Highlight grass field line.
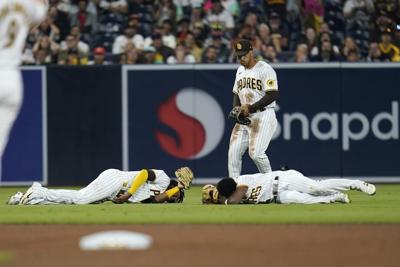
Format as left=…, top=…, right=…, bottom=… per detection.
left=1, top=185, right=399, bottom=224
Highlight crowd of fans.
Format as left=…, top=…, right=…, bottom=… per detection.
left=22, top=0, right=400, bottom=65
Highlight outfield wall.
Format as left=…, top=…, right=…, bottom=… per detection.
left=1, top=63, right=399, bottom=186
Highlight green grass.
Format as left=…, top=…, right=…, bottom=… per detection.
left=1, top=185, right=400, bottom=224
left=0, top=251, right=14, bottom=263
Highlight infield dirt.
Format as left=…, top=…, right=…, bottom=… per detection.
left=0, top=225, right=399, bottom=267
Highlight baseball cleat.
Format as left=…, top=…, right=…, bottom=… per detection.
left=334, top=192, right=351, bottom=204
left=359, top=182, right=376, bottom=195
left=6, top=192, right=24, bottom=205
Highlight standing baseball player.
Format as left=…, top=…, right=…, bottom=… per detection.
left=9, top=167, right=193, bottom=205
left=0, top=0, right=48, bottom=177
left=228, top=39, right=278, bottom=178
left=202, top=169, right=377, bottom=204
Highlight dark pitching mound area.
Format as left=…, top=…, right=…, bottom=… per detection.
left=0, top=225, right=399, bottom=267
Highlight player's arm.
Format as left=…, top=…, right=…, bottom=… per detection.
left=248, top=90, right=278, bottom=113
left=113, top=169, right=156, bottom=203
left=151, top=182, right=184, bottom=203
left=233, top=93, right=241, bottom=108
left=218, top=185, right=248, bottom=204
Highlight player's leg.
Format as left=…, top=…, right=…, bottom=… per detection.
left=228, top=124, right=249, bottom=177
left=279, top=170, right=376, bottom=195
left=278, top=190, right=350, bottom=204
left=20, top=182, right=80, bottom=204
left=75, top=169, right=124, bottom=204
left=0, top=70, right=23, bottom=177
left=23, top=169, right=125, bottom=204
left=248, top=109, right=277, bottom=173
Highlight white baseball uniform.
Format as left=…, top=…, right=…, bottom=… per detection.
left=228, top=60, right=278, bottom=177
left=23, top=169, right=171, bottom=205
left=0, top=0, right=48, bottom=175
left=236, top=170, right=367, bottom=204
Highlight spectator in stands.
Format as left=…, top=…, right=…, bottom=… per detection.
left=371, top=12, right=395, bottom=42
left=343, top=0, right=374, bottom=56
left=378, top=28, right=400, bottom=61
left=70, top=0, right=98, bottom=42
left=286, top=0, right=303, bottom=50
left=34, top=49, right=52, bottom=65
left=32, top=17, right=61, bottom=43
left=154, top=0, right=176, bottom=25
left=58, top=34, right=89, bottom=64
left=151, top=33, right=174, bottom=63
left=139, top=46, right=158, bottom=64
left=346, top=49, right=361, bottom=61
left=100, top=0, right=128, bottom=14
left=161, top=19, right=177, bottom=49
left=206, top=0, right=235, bottom=35
left=202, top=45, right=218, bottom=63
left=341, top=36, right=360, bottom=59
left=257, top=23, right=272, bottom=47
left=63, top=47, right=89, bottom=65
left=48, top=3, right=71, bottom=41
left=262, top=44, right=279, bottom=63
left=303, top=27, right=318, bottom=51
left=374, top=0, right=398, bottom=21
left=221, top=0, right=240, bottom=18
left=263, top=0, right=287, bottom=20
left=293, top=43, right=310, bottom=62
left=176, top=17, right=191, bottom=44
left=301, top=0, right=324, bottom=31
left=32, top=35, right=60, bottom=64
left=324, top=0, right=345, bottom=45
left=69, top=25, right=90, bottom=53
left=88, top=46, right=111, bottom=65
left=311, top=32, right=340, bottom=58
left=366, top=42, right=384, bottom=62
left=119, top=44, right=140, bottom=64
left=166, top=44, right=196, bottom=64
left=184, top=32, right=203, bottom=63
left=127, top=0, right=155, bottom=37
left=190, top=2, right=209, bottom=40
left=205, top=30, right=230, bottom=62
left=112, top=25, right=144, bottom=54
left=311, top=40, right=341, bottom=61
left=268, top=12, right=289, bottom=52
left=394, top=25, right=400, bottom=48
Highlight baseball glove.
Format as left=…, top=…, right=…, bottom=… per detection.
left=175, top=167, right=194, bottom=189
left=202, top=184, right=219, bottom=204
left=229, top=106, right=251, bottom=125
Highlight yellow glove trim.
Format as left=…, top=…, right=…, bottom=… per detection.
left=165, top=186, right=179, bottom=198
left=127, top=169, right=149, bottom=195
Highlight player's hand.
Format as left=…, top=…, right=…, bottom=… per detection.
left=112, top=193, right=132, bottom=204
left=240, top=104, right=251, bottom=117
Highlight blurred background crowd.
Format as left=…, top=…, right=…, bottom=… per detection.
left=23, top=0, right=400, bottom=65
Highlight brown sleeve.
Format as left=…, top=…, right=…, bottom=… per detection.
left=249, top=90, right=278, bottom=113
left=233, top=93, right=241, bottom=108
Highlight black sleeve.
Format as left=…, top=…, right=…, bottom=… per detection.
left=233, top=93, right=241, bottom=108
left=249, top=90, right=278, bottom=113
left=145, top=169, right=156, bottom=181
left=141, top=196, right=157, bottom=203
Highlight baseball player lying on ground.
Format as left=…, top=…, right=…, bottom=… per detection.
left=7, top=167, right=193, bottom=205
left=202, top=169, right=376, bottom=204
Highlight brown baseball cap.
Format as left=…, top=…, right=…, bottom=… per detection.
left=234, top=39, right=252, bottom=56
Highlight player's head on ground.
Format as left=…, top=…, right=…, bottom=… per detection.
left=234, top=39, right=254, bottom=67
left=217, top=177, right=237, bottom=198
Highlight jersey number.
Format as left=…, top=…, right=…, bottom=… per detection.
left=248, top=186, right=262, bottom=203
left=2, top=19, right=19, bottom=48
